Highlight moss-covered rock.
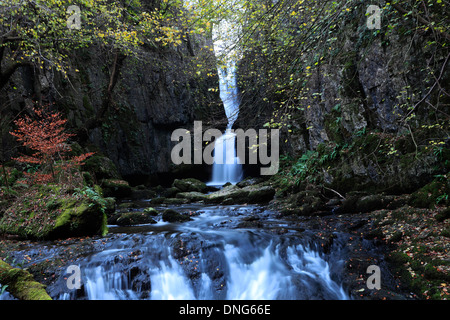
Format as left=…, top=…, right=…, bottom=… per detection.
left=205, top=185, right=249, bottom=204
left=245, top=185, right=276, bottom=203
left=162, top=209, right=192, bottom=222
left=0, top=260, right=52, bottom=300
left=50, top=197, right=108, bottom=239
left=172, top=178, right=207, bottom=193
left=116, top=211, right=157, bottom=226
left=163, top=198, right=189, bottom=205
left=83, top=154, right=121, bottom=180
left=205, top=184, right=275, bottom=204
left=101, top=179, right=132, bottom=198
left=143, top=207, right=159, bottom=216
left=409, top=178, right=450, bottom=209
left=0, top=185, right=108, bottom=240
left=435, top=207, right=450, bottom=222
left=176, top=191, right=207, bottom=202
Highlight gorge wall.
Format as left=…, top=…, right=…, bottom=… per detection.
left=0, top=31, right=226, bottom=186
left=235, top=2, right=450, bottom=195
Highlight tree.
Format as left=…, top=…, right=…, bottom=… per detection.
left=10, top=105, right=94, bottom=184
left=0, top=0, right=185, bottom=102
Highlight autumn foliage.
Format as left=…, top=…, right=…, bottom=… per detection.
left=10, top=105, right=94, bottom=184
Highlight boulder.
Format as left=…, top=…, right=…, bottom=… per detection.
left=83, top=154, right=121, bottom=180
left=236, top=177, right=265, bottom=188
left=205, top=185, right=249, bottom=204
left=205, top=184, right=275, bottom=204
left=129, top=188, right=157, bottom=200
left=0, top=260, right=52, bottom=300
left=162, top=209, right=192, bottom=223
left=163, top=198, right=189, bottom=205
left=104, top=197, right=116, bottom=214
left=101, top=179, right=132, bottom=198
left=0, top=185, right=108, bottom=240
left=116, top=211, right=157, bottom=226
left=50, top=198, right=108, bottom=239
left=176, top=192, right=207, bottom=202
left=172, top=178, right=207, bottom=193
left=143, top=207, right=159, bottom=216
left=341, top=193, right=395, bottom=213
left=245, top=185, right=276, bottom=203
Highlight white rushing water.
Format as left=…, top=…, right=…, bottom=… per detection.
left=58, top=207, right=349, bottom=300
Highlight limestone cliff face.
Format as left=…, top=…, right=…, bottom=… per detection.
left=236, top=5, right=450, bottom=193
left=1, top=35, right=226, bottom=185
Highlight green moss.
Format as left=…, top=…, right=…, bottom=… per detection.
left=0, top=260, right=51, bottom=300
left=409, top=178, right=450, bottom=208
left=0, top=185, right=108, bottom=240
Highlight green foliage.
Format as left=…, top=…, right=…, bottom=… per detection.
left=73, top=185, right=107, bottom=214
left=0, top=0, right=186, bottom=87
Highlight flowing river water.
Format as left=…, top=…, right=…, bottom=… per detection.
left=1, top=202, right=410, bottom=301
left=48, top=204, right=354, bottom=300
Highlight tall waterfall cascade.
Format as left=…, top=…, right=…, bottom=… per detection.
left=208, top=19, right=243, bottom=187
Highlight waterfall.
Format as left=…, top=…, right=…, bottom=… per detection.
left=208, top=20, right=243, bottom=187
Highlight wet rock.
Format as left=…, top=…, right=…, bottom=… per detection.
left=340, top=192, right=395, bottom=214
left=162, top=187, right=180, bottom=198
left=245, top=185, right=276, bottom=203
left=163, top=198, right=189, bottom=205
left=205, top=185, right=248, bottom=204
left=172, top=178, right=208, bottom=193
left=143, top=207, right=159, bottom=216
left=176, top=192, right=207, bottom=202
left=129, top=188, right=157, bottom=200
left=104, top=197, right=116, bottom=214
left=149, top=197, right=166, bottom=205
left=0, top=260, right=52, bottom=300
left=116, top=211, right=157, bottom=226
left=101, top=179, right=132, bottom=198
left=236, top=177, right=265, bottom=188
left=162, top=209, right=192, bottom=223
left=205, top=184, right=275, bottom=204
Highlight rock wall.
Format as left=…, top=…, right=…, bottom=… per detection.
left=235, top=4, right=450, bottom=193
left=1, top=35, right=226, bottom=186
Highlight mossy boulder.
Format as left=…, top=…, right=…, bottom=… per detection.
left=172, top=178, right=207, bottom=193
left=282, top=190, right=325, bottom=216
left=116, top=211, right=157, bottom=226
left=409, top=178, right=450, bottom=209
left=236, top=177, right=265, bottom=188
left=176, top=192, right=207, bottom=202
left=101, top=179, right=132, bottom=198
left=143, top=207, right=159, bottom=216
left=0, top=185, right=108, bottom=240
left=163, top=198, right=189, bottom=205
left=50, top=198, right=108, bottom=239
left=162, top=187, right=181, bottom=198
left=162, top=209, right=192, bottom=223
left=245, top=185, right=276, bottom=203
left=205, top=184, right=275, bottom=204
left=104, top=197, right=116, bottom=214
left=205, top=185, right=249, bottom=204
left=0, top=260, right=51, bottom=300
left=83, top=154, right=121, bottom=180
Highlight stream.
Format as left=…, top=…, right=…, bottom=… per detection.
left=59, top=205, right=349, bottom=300
left=1, top=204, right=360, bottom=300
left=0, top=201, right=411, bottom=301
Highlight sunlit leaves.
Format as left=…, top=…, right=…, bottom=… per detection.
left=0, top=0, right=185, bottom=80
